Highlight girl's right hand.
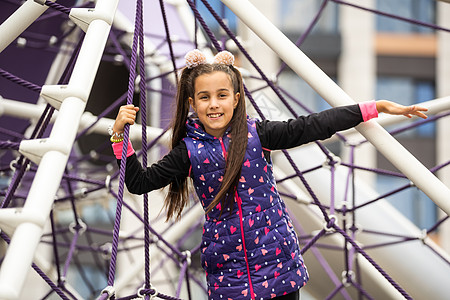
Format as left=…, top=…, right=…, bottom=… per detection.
left=113, top=104, right=140, bottom=133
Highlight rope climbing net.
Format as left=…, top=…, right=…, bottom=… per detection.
left=0, top=0, right=449, bottom=299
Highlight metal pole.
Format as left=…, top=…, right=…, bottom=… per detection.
left=0, top=0, right=53, bottom=53
left=0, top=97, right=170, bottom=145
left=0, top=0, right=120, bottom=298
left=221, top=0, right=450, bottom=217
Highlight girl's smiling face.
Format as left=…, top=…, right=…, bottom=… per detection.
left=189, top=71, right=240, bottom=137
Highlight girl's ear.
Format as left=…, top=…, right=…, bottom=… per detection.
left=234, top=92, right=240, bottom=109
left=188, top=97, right=195, bottom=111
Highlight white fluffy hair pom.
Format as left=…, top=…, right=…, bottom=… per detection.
left=185, top=49, right=207, bottom=69
left=213, top=50, right=235, bottom=66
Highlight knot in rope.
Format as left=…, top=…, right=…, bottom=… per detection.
left=100, top=242, right=113, bottom=260
left=323, top=214, right=337, bottom=233
left=341, top=270, right=355, bottom=287
left=137, top=284, right=158, bottom=299
left=182, top=250, right=192, bottom=266
left=69, top=218, right=87, bottom=235
left=323, top=154, right=341, bottom=169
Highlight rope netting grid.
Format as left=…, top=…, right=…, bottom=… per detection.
left=0, top=0, right=449, bottom=299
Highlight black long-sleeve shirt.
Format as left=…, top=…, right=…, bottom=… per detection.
left=121, top=104, right=363, bottom=194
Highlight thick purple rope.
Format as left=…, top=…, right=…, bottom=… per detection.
left=0, top=141, right=20, bottom=150
left=115, top=191, right=185, bottom=258
left=325, top=283, right=347, bottom=300
left=135, top=0, right=152, bottom=290
left=351, top=184, right=412, bottom=211
left=43, top=0, right=71, bottom=15
left=0, top=127, right=25, bottom=139
left=62, top=230, right=80, bottom=279
left=0, top=67, right=42, bottom=93
left=107, top=0, right=142, bottom=285
left=331, top=223, right=412, bottom=299
left=75, top=91, right=127, bottom=140
left=288, top=206, right=352, bottom=297
left=109, top=28, right=132, bottom=69
left=158, top=0, right=179, bottom=84
left=340, top=162, right=406, bottom=178
left=176, top=261, right=189, bottom=298
left=300, top=228, right=327, bottom=255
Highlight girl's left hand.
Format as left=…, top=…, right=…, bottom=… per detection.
left=376, top=100, right=428, bottom=119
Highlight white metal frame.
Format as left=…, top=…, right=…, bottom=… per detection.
left=0, top=0, right=120, bottom=298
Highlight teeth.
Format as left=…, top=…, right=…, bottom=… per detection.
left=208, top=113, right=222, bottom=118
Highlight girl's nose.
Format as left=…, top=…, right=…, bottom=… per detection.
left=209, top=97, right=219, bottom=108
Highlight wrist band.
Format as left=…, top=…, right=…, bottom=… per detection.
left=359, top=100, right=378, bottom=122
left=112, top=140, right=135, bottom=158
left=108, top=124, right=124, bottom=143
left=110, top=136, right=124, bottom=143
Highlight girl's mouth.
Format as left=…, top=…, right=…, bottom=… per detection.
left=207, top=113, right=223, bottom=119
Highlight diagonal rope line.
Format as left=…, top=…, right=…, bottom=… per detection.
left=135, top=0, right=152, bottom=290
left=106, top=0, right=142, bottom=285
left=159, top=0, right=179, bottom=84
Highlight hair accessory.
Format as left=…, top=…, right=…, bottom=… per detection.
left=185, top=49, right=207, bottom=69
left=213, top=50, right=235, bottom=66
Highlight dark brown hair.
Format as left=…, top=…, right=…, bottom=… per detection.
left=163, top=63, right=248, bottom=220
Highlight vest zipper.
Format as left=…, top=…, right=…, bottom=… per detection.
left=218, top=137, right=227, bottom=160
left=219, top=137, right=255, bottom=299
left=235, top=191, right=255, bottom=299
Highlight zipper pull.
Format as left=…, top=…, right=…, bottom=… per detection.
left=235, top=192, right=242, bottom=206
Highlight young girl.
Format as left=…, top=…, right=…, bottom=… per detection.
left=110, top=49, right=427, bottom=300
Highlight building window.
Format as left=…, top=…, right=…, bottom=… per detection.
left=196, top=0, right=237, bottom=32
left=280, top=0, right=338, bottom=34
left=376, top=76, right=437, bottom=228
left=376, top=0, right=436, bottom=33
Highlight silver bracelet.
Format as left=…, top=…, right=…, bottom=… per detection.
left=107, top=124, right=124, bottom=139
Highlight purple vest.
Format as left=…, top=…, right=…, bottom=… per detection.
left=184, top=117, right=309, bottom=300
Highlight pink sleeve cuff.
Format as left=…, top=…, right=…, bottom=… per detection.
left=112, top=140, right=135, bottom=159
left=359, top=100, right=378, bottom=122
